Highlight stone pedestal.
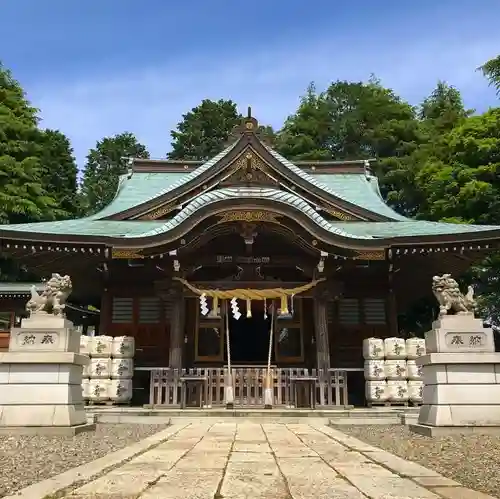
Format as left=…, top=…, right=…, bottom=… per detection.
left=0, top=314, right=94, bottom=435
left=410, top=314, right=500, bottom=436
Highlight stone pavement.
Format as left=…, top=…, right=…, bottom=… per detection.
left=62, top=422, right=493, bottom=499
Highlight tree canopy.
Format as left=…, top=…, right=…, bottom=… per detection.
left=168, top=99, right=242, bottom=161
left=0, top=63, right=58, bottom=224
left=168, top=99, right=276, bottom=160
left=480, top=55, right=500, bottom=95
left=38, top=129, right=79, bottom=218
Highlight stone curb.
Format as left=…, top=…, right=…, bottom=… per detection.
left=323, top=424, right=497, bottom=499
left=4, top=421, right=189, bottom=499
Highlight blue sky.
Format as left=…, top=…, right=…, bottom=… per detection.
left=1, top=0, right=499, bottom=168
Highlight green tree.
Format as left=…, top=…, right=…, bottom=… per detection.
left=168, top=99, right=242, bottom=160
left=276, top=78, right=425, bottom=216
left=419, top=81, right=472, bottom=133
left=38, top=129, right=79, bottom=218
left=0, top=62, right=57, bottom=224
left=81, top=132, right=149, bottom=214
left=409, top=107, right=500, bottom=324
left=479, top=54, right=500, bottom=95
left=384, top=82, right=472, bottom=219
left=168, top=99, right=276, bottom=160
left=415, top=108, right=500, bottom=224
left=276, top=78, right=419, bottom=161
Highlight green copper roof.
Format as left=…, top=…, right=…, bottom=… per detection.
left=309, top=173, right=408, bottom=221
left=90, top=142, right=238, bottom=219
left=330, top=221, right=500, bottom=238
left=0, top=219, right=166, bottom=237
left=90, top=140, right=407, bottom=221
left=1, top=188, right=499, bottom=242
left=91, top=172, right=187, bottom=219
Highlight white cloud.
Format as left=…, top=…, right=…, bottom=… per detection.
left=27, top=30, right=499, bottom=169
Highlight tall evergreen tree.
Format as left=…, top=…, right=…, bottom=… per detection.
left=38, top=129, right=79, bottom=218
left=168, top=99, right=276, bottom=160
left=168, top=99, right=242, bottom=160
left=276, top=78, right=420, bottom=162
left=81, top=132, right=149, bottom=214
left=419, top=81, right=472, bottom=132
left=0, top=62, right=57, bottom=223
left=479, top=54, right=500, bottom=95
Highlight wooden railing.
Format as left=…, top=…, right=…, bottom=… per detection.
left=148, top=367, right=349, bottom=408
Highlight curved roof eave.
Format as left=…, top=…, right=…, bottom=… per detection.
left=122, top=187, right=373, bottom=241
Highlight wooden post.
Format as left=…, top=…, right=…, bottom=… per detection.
left=314, top=292, right=330, bottom=372
left=99, top=287, right=111, bottom=335
left=168, top=285, right=184, bottom=370
left=314, top=290, right=330, bottom=407
left=387, top=270, right=398, bottom=337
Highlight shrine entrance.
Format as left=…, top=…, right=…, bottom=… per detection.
left=227, top=300, right=273, bottom=364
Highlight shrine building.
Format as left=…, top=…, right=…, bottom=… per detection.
left=1, top=111, right=500, bottom=407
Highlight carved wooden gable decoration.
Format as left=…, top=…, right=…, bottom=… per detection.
left=220, top=148, right=278, bottom=187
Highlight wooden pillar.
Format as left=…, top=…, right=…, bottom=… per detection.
left=168, top=285, right=185, bottom=370
left=99, top=287, right=111, bottom=335
left=314, top=290, right=331, bottom=373
left=387, top=270, right=398, bottom=337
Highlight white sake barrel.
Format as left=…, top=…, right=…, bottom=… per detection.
left=110, top=358, right=134, bottom=379
left=109, top=379, right=133, bottom=403
left=111, top=336, right=135, bottom=358
left=406, top=360, right=423, bottom=380
left=82, top=378, right=90, bottom=400
left=384, top=337, right=406, bottom=359
left=90, top=358, right=111, bottom=379
left=387, top=380, right=409, bottom=402
left=408, top=380, right=423, bottom=402
left=88, top=379, right=111, bottom=402
left=406, top=338, right=426, bottom=359
left=82, top=356, right=91, bottom=377
left=80, top=335, right=90, bottom=355
left=90, top=335, right=113, bottom=357
left=362, top=337, right=384, bottom=360
left=365, top=381, right=388, bottom=402
left=384, top=359, right=407, bottom=380
left=364, top=360, right=386, bottom=380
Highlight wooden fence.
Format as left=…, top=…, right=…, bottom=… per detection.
left=148, top=367, right=349, bottom=408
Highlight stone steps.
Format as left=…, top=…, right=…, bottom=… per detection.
left=85, top=406, right=419, bottom=424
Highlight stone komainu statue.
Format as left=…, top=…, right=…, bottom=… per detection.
left=431, top=274, right=475, bottom=317
left=26, top=273, right=73, bottom=316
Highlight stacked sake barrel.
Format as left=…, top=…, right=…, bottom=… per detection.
left=406, top=338, right=426, bottom=406
left=80, top=335, right=135, bottom=405
left=364, top=337, right=426, bottom=406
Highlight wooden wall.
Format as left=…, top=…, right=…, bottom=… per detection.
left=327, top=269, right=393, bottom=368
left=328, top=297, right=389, bottom=367
left=107, top=291, right=172, bottom=367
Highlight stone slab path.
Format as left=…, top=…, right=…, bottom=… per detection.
left=63, top=422, right=493, bottom=499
